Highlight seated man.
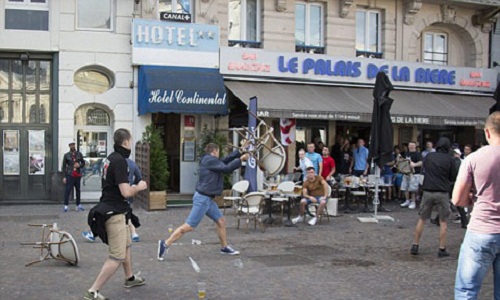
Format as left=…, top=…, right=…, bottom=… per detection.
left=292, top=167, right=329, bottom=226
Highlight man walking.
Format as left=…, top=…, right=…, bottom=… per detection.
left=84, top=129, right=148, bottom=300
left=453, top=112, right=500, bottom=299
left=157, top=143, right=249, bottom=260
left=410, top=137, right=457, bottom=257
left=62, top=141, right=85, bottom=212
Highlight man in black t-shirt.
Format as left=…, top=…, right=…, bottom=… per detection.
left=84, top=129, right=147, bottom=300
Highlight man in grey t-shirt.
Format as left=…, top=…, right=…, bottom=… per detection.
left=452, top=111, right=500, bottom=299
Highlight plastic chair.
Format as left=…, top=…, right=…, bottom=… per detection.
left=236, top=192, right=266, bottom=232
left=271, top=181, right=296, bottom=221
left=20, top=223, right=80, bottom=267
left=222, top=180, right=249, bottom=215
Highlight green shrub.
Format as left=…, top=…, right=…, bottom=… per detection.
left=142, top=124, right=169, bottom=191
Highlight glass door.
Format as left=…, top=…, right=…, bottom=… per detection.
left=76, top=129, right=110, bottom=192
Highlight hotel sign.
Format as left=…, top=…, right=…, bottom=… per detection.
left=132, top=19, right=220, bottom=68
left=220, top=47, right=497, bottom=95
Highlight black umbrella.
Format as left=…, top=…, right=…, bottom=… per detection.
left=369, top=72, right=394, bottom=169
left=490, top=82, right=500, bottom=114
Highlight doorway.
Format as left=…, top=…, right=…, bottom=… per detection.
left=153, top=113, right=180, bottom=192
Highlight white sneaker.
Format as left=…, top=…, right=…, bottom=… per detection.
left=308, top=217, right=317, bottom=226
left=292, top=215, right=304, bottom=224
left=400, top=200, right=411, bottom=207
left=409, top=201, right=416, bottom=209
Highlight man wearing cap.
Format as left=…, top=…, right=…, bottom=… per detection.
left=62, top=141, right=85, bottom=212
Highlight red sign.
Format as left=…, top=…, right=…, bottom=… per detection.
left=184, top=115, right=195, bottom=127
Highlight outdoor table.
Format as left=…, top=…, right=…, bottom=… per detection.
left=339, top=183, right=360, bottom=213
left=260, top=189, right=281, bottom=224
left=280, top=190, right=302, bottom=227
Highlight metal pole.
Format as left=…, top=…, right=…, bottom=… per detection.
left=372, top=160, right=380, bottom=218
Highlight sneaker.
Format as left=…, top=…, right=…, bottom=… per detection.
left=409, top=201, right=416, bottom=210
left=220, top=245, right=240, bottom=255
left=124, top=273, right=145, bottom=288
left=400, top=200, right=411, bottom=207
left=438, top=248, right=450, bottom=258
left=157, top=240, right=168, bottom=261
left=82, top=231, right=95, bottom=242
left=291, top=215, right=304, bottom=224
left=63, top=205, right=68, bottom=212
left=83, top=290, right=108, bottom=300
left=76, top=205, right=84, bottom=211
left=410, top=244, right=419, bottom=255
left=132, top=234, right=140, bottom=243
left=308, top=217, right=317, bottom=226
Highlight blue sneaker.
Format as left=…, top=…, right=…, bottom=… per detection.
left=76, top=205, right=84, bottom=211
left=82, top=231, right=95, bottom=242
left=157, top=240, right=169, bottom=261
left=221, top=245, right=240, bottom=255
left=132, top=234, right=140, bottom=242
left=63, top=206, right=68, bottom=213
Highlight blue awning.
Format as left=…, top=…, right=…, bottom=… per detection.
left=138, top=66, right=228, bottom=115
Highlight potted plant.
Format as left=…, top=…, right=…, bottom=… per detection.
left=142, top=124, right=169, bottom=210
left=197, top=124, right=233, bottom=206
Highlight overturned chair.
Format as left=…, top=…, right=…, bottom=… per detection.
left=20, top=223, right=80, bottom=267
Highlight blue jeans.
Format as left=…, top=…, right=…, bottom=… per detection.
left=185, top=192, right=223, bottom=228
left=455, top=230, right=500, bottom=299
left=64, top=175, right=81, bottom=206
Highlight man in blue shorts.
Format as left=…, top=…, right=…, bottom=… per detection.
left=292, top=167, right=329, bottom=226
left=157, top=143, right=249, bottom=260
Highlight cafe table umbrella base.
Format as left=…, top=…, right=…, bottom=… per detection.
left=357, top=165, right=394, bottom=223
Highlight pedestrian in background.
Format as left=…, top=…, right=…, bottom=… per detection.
left=62, top=141, right=85, bottom=212
left=453, top=111, right=500, bottom=299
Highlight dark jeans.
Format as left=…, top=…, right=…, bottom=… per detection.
left=352, top=170, right=365, bottom=177
left=64, top=175, right=81, bottom=206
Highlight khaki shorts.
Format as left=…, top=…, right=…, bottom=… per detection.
left=419, top=191, right=450, bottom=220
left=105, top=214, right=131, bottom=260
left=401, top=174, right=421, bottom=192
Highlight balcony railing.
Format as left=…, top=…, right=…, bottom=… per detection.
left=295, top=45, right=325, bottom=54
left=356, top=50, right=383, bottom=59
left=228, top=40, right=261, bottom=48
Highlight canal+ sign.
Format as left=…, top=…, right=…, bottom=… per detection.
left=132, top=19, right=220, bottom=69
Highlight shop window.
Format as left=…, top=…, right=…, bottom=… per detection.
left=356, top=9, right=382, bottom=58
left=5, top=0, right=49, bottom=31
left=423, top=32, right=448, bottom=66
left=295, top=2, right=324, bottom=54
left=159, top=0, right=193, bottom=15
left=76, top=0, right=113, bottom=31
left=228, top=0, right=261, bottom=48
left=0, top=58, right=52, bottom=124
left=74, top=66, right=114, bottom=95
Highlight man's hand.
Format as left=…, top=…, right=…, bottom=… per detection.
left=240, top=153, right=250, bottom=162
left=63, top=178, right=66, bottom=184
left=363, top=170, right=368, bottom=176
left=349, top=168, right=352, bottom=174
left=136, top=180, right=147, bottom=191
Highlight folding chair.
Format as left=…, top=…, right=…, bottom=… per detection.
left=271, top=181, right=296, bottom=221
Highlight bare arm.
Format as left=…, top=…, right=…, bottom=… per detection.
left=318, top=161, right=323, bottom=177
left=119, top=180, right=147, bottom=198
left=452, top=179, right=472, bottom=207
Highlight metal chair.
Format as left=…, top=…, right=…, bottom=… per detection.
left=222, top=180, right=249, bottom=215
left=271, top=181, right=296, bottom=221
left=305, top=185, right=332, bottom=224
left=236, top=192, right=266, bottom=232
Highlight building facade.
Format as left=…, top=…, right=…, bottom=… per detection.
left=0, top=0, right=498, bottom=202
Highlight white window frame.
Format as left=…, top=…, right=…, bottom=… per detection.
left=422, top=31, right=448, bottom=66
left=295, top=1, right=324, bottom=47
left=75, top=0, right=114, bottom=32
left=356, top=9, right=382, bottom=53
left=6, top=0, right=49, bottom=11
left=158, top=0, right=194, bottom=17
left=228, top=0, right=261, bottom=42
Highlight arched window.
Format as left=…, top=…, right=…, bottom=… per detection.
left=423, top=31, right=448, bottom=65
left=85, top=108, right=110, bottom=126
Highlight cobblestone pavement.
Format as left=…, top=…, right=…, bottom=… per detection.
left=0, top=202, right=495, bottom=300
